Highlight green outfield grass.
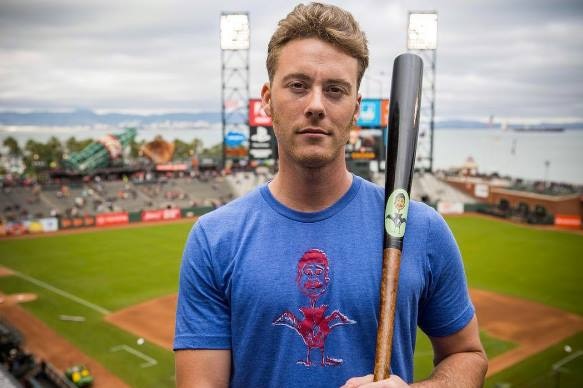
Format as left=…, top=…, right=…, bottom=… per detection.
left=447, top=216, right=583, bottom=316
left=0, top=215, right=582, bottom=387
left=0, top=223, right=192, bottom=388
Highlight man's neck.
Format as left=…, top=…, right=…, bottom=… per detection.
left=268, top=159, right=353, bottom=212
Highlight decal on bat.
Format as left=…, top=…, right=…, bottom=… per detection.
left=385, top=189, right=409, bottom=238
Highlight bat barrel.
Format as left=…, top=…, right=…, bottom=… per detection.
left=374, top=53, right=423, bottom=381
left=384, top=53, right=423, bottom=250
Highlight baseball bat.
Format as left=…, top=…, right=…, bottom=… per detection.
left=373, top=53, right=423, bottom=381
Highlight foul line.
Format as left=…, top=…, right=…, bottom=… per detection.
left=553, top=350, right=583, bottom=372
left=11, top=270, right=111, bottom=315
left=111, top=345, right=157, bottom=368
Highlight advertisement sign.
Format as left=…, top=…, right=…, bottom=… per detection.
left=4, top=222, right=26, bottom=236
left=225, top=147, right=248, bottom=158
left=156, top=164, right=188, bottom=172
left=40, top=218, right=59, bottom=232
left=437, top=202, right=465, bottom=215
left=21, top=218, right=59, bottom=233
left=474, top=184, right=489, bottom=199
left=96, top=212, right=129, bottom=227
left=381, top=99, right=390, bottom=127
left=24, top=220, right=44, bottom=233
left=345, top=129, right=382, bottom=160
left=141, top=208, right=182, bottom=222
left=60, top=216, right=95, bottom=229
left=357, top=99, right=381, bottom=127
left=249, top=99, right=272, bottom=126
left=225, top=131, right=247, bottom=147
left=554, top=214, right=581, bottom=228
left=249, top=126, right=277, bottom=160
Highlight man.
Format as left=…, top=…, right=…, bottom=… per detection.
left=174, top=3, right=487, bottom=387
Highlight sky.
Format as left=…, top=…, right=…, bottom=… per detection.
left=0, top=0, right=582, bottom=122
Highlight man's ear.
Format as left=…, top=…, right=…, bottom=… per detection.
left=261, top=82, right=272, bottom=117
left=353, top=93, right=362, bottom=124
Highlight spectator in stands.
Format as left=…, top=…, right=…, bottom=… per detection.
left=174, top=3, right=486, bottom=388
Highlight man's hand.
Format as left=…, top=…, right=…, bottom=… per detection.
left=341, top=374, right=409, bottom=388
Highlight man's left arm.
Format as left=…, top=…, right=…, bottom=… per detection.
left=341, top=315, right=487, bottom=388
left=415, top=314, right=487, bottom=387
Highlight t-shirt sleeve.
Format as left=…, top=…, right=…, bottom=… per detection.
left=418, top=211, right=474, bottom=337
left=174, top=222, right=231, bottom=350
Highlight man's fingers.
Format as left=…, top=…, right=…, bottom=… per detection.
left=340, top=374, right=373, bottom=388
left=341, top=374, right=409, bottom=388
left=340, top=375, right=373, bottom=387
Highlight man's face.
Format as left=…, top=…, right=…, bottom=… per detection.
left=261, top=38, right=361, bottom=169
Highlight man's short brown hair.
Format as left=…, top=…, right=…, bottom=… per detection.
left=266, top=2, right=369, bottom=88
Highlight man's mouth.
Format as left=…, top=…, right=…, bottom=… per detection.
left=297, top=128, right=330, bottom=136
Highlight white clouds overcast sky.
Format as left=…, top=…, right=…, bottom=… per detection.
left=0, top=0, right=582, bottom=121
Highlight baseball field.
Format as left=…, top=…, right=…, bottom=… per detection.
left=0, top=214, right=582, bottom=387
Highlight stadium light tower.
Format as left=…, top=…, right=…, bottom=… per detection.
left=220, top=12, right=250, bottom=169
left=407, top=11, right=438, bottom=172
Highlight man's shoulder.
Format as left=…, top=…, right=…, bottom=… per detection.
left=356, top=176, right=384, bottom=200
left=197, top=185, right=264, bottom=229
left=401, top=200, right=443, bottom=238
left=409, top=199, right=438, bottom=219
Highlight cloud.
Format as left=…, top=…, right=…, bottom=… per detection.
left=0, top=0, right=582, bottom=120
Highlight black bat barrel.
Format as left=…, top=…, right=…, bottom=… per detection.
left=384, top=53, right=423, bottom=251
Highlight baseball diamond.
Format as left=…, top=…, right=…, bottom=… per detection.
left=0, top=214, right=582, bottom=387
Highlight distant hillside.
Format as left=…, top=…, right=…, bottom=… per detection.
left=434, top=120, right=583, bottom=130
left=0, top=109, right=221, bottom=126
left=0, top=110, right=581, bottom=129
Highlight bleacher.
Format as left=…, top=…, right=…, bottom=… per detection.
left=1, top=186, right=48, bottom=221
left=225, top=172, right=272, bottom=198
left=373, top=171, right=477, bottom=205
left=0, top=175, right=236, bottom=223
left=412, top=172, right=477, bottom=204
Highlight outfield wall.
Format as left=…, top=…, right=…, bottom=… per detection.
left=0, top=206, right=214, bottom=237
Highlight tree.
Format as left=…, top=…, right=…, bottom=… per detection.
left=173, top=138, right=204, bottom=160
left=23, top=137, right=64, bottom=171
left=201, top=142, right=222, bottom=158
left=3, top=136, right=22, bottom=156
left=65, top=136, right=93, bottom=153
left=127, top=137, right=145, bottom=159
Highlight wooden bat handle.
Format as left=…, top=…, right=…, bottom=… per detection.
left=374, top=247, right=402, bottom=381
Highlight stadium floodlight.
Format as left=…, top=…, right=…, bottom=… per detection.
left=407, top=11, right=438, bottom=50
left=220, top=13, right=250, bottom=50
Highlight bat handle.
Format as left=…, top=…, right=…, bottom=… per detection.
left=374, top=247, right=402, bottom=381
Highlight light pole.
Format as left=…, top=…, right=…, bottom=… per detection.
left=220, top=12, right=250, bottom=171
left=407, top=11, right=438, bottom=172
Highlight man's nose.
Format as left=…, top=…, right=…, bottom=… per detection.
left=304, top=89, right=325, bottom=120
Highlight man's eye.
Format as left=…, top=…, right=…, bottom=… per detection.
left=326, top=86, right=346, bottom=97
left=289, top=82, right=306, bottom=91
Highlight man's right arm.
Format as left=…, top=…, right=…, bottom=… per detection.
left=175, top=349, right=231, bottom=388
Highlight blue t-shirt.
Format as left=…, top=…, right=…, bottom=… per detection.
left=174, top=175, right=474, bottom=387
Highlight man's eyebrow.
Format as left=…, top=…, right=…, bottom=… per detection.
left=281, top=73, right=312, bottom=83
left=281, top=73, right=353, bottom=91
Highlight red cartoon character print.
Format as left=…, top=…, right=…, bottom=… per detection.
left=273, top=249, right=356, bottom=367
